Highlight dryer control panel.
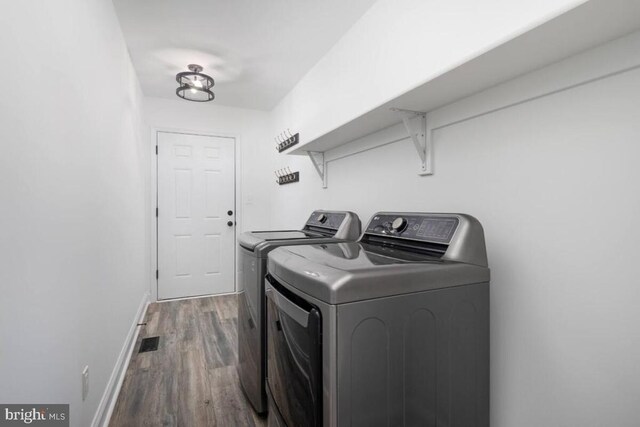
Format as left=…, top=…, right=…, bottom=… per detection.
left=304, top=211, right=346, bottom=230
left=362, top=212, right=487, bottom=266
left=301, top=211, right=361, bottom=241
left=365, top=214, right=459, bottom=244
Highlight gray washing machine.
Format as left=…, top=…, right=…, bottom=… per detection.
left=237, top=210, right=361, bottom=414
left=265, top=212, right=490, bottom=427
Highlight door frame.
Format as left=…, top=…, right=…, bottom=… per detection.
left=150, top=126, right=242, bottom=302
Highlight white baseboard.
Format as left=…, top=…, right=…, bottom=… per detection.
left=91, top=292, right=150, bottom=427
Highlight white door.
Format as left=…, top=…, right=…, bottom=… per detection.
left=157, top=131, right=235, bottom=300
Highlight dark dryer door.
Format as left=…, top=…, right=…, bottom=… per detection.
left=266, top=275, right=322, bottom=427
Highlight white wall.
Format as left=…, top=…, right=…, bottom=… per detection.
left=1, top=1, right=638, bottom=426
left=266, top=27, right=640, bottom=427
left=271, top=0, right=587, bottom=143
left=0, top=1, right=150, bottom=426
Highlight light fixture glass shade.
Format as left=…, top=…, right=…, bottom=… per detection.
left=176, top=64, right=215, bottom=102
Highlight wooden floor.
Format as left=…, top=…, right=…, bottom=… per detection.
left=110, top=294, right=267, bottom=427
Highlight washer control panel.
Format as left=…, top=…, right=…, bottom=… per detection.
left=365, top=214, right=459, bottom=244
left=305, top=211, right=347, bottom=230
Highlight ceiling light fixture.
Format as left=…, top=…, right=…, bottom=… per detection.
left=176, top=64, right=214, bottom=102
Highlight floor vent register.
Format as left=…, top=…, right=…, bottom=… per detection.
left=139, top=336, right=160, bottom=353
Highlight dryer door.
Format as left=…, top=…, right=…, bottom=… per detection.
left=266, top=275, right=322, bottom=427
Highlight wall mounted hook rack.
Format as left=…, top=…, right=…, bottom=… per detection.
left=275, top=130, right=299, bottom=152
left=275, top=168, right=299, bottom=185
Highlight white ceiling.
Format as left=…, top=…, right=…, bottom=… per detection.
left=113, top=0, right=377, bottom=110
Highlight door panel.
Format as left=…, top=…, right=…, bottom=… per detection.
left=158, top=132, right=235, bottom=300
left=266, top=277, right=323, bottom=427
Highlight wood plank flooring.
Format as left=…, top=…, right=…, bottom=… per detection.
left=109, top=294, right=267, bottom=427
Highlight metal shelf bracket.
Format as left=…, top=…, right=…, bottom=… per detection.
left=391, top=108, right=433, bottom=175
left=307, top=151, right=327, bottom=188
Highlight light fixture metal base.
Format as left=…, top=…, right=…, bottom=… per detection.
left=176, top=64, right=215, bottom=102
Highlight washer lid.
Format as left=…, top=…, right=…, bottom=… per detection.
left=238, top=210, right=361, bottom=253
left=238, top=230, right=316, bottom=251
left=267, top=242, right=490, bottom=304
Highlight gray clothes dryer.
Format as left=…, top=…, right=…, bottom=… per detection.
left=264, top=212, right=490, bottom=427
left=237, top=210, right=361, bottom=414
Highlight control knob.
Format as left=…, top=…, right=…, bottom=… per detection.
left=318, top=213, right=328, bottom=223
left=391, top=217, right=407, bottom=233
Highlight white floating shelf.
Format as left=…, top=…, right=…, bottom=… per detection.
left=288, top=0, right=640, bottom=157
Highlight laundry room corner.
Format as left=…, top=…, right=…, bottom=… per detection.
left=3, top=1, right=640, bottom=426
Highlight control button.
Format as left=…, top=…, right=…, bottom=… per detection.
left=318, top=214, right=328, bottom=223
left=391, top=217, right=407, bottom=233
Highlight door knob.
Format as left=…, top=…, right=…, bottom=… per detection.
left=227, top=221, right=234, bottom=227
left=227, top=210, right=233, bottom=216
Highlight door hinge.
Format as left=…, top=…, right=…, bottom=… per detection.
left=155, top=145, right=158, bottom=155
left=156, top=270, right=159, bottom=280
left=156, top=207, right=158, bottom=217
